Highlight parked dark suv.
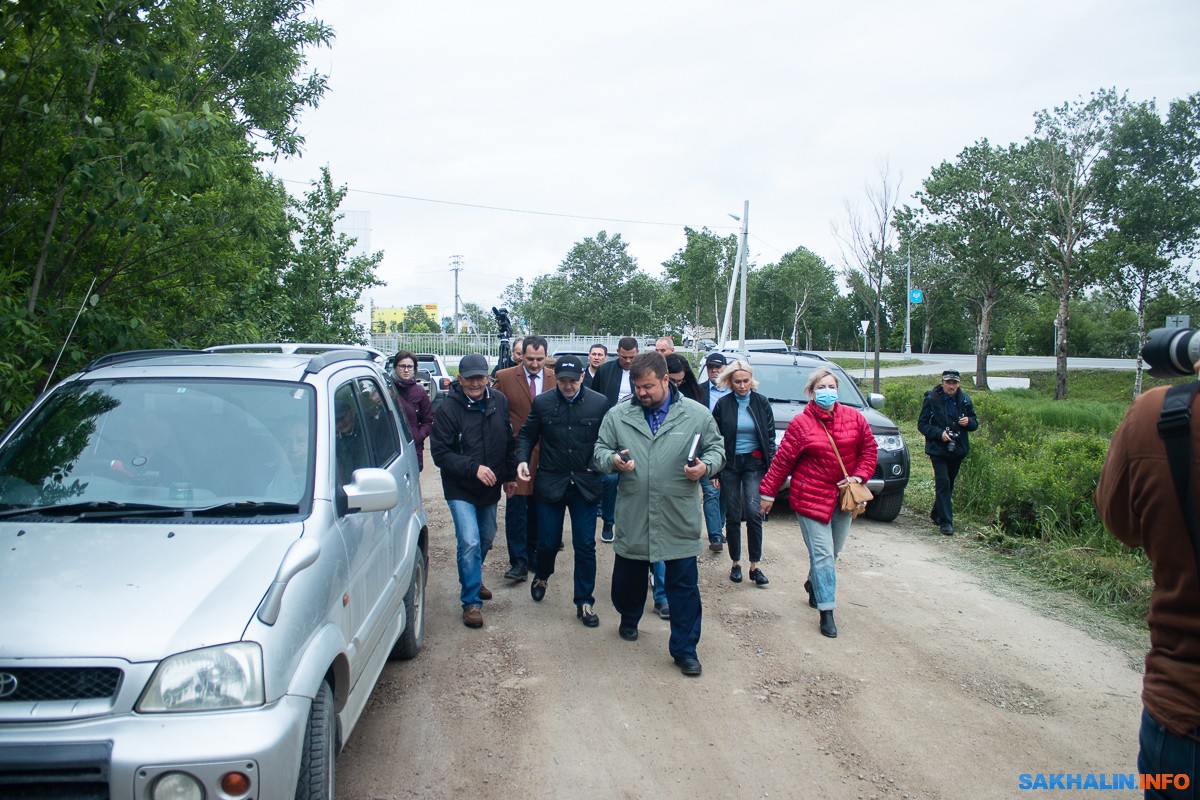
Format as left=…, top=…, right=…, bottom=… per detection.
left=732, top=351, right=909, bottom=522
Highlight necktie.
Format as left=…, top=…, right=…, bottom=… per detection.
left=529, top=372, right=537, bottom=398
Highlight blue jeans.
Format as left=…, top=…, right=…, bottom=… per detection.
left=611, top=553, right=702, bottom=660
left=721, top=456, right=765, bottom=563
left=447, top=499, right=498, bottom=609
left=796, top=509, right=852, bottom=611
left=534, top=485, right=598, bottom=607
left=505, top=494, right=539, bottom=569
left=597, top=471, right=618, bottom=526
left=700, top=475, right=724, bottom=542
left=650, top=561, right=667, bottom=606
left=1138, top=708, right=1199, bottom=799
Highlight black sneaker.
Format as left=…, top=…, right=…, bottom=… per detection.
left=729, top=564, right=743, bottom=583
left=940, top=523, right=955, bottom=536
left=504, top=564, right=528, bottom=581
left=619, top=625, right=638, bottom=641
left=654, top=601, right=670, bottom=619
left=749, top=567, right=769, bottom=586
left=530, top=578, right=547, bottom=601
left=577, top=604, right=600, bottom=627
left=600, top=524, right=615, bottom=543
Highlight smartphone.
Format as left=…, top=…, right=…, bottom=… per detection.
left=618, top=450, right=632, bottom=462
left=686, top=434, right=701, bottom=466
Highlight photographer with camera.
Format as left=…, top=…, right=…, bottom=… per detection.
left=1096, top=327, right=1200, bottom=796
left=918, top=369, right=979, bottom=536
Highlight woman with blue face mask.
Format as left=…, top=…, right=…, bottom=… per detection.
left=758, top=367, right=878, bottom=639
left=710, top=360, right=776, bottom=586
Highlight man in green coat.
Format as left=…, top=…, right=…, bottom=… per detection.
left=595, top=351, right=725, bottom=677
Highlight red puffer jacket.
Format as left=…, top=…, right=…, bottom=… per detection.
left=759, top=401, right=878, bottom=523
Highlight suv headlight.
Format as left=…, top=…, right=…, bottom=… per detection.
left=874, top=432, right=905, bottom=452
left=137, top=642, right=265, bottom=713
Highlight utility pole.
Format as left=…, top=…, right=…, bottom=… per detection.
left=450, top=255, right=463, bottom=334
left=719, top=201, right=749, bottom=345
left=737, top=201, right=749, bottom=346
left=903, top=246, right=912, bottom=356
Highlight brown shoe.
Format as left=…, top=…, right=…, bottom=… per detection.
left=463, top=605, right=483, bottom=628
left=479, top=585, right=493, bottom=600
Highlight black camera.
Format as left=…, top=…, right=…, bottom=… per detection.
left=492, top=307, right=515, bottom=371
left=1143, top=327, right=1200, bottom=378
left=945, top=428, right=961, bottom=454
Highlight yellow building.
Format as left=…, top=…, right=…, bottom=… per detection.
left=371, top=304, right=440, bottom=333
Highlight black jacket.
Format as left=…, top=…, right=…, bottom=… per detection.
left=430, top=382, right=517, bottom=505
left=712, top=390, right=776, bottom=476
left=590, top=359, right=628, bottom=408
left=917, top=385, right=979, bottom=459
left=516, top=386, right=608, bottom=504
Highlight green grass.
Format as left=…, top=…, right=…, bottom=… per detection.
left=881, top=369, right=1179, bottom=629
left=828, top=356, right=926, bottom=371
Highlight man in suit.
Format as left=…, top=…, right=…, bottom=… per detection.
left=492, top=335, right=555, bottom=580
left=589, top=336, right=639, bottom=542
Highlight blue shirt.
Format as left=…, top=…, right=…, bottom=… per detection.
left=734, top=393, right=758, bottom=453
left=644, top=393, right=672, bottom=435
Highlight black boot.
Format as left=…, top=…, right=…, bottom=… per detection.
left=804, top=580, right=816, bottom=609
left=819, top=609, right=837, bottom=638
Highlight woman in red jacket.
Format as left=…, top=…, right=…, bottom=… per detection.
left=759, top=367, right=877, bottom=639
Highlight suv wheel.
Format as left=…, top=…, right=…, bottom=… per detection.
left=295, top=680, right=336, bottom=800
left=391, top=548, right=427, bottom=660
left=863, top=491, right=904, bottom=522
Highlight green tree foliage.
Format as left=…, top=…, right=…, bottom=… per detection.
left=746, top=247, right=837, bottom=349
left=274, top=168, right=382, bottom=343
left=1092, top=93, right=1200, bottom=394
left=660, top=227, right=738, bottom=338
left=0, top=0, right=333, bottom=428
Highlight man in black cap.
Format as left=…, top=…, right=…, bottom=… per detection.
left=917, top=369, right=979, bottom=535
left=430, top=353, right=517, bottom=627
left=697, top=351, right=729, bottom=549
left=515, top=354, right=609, bottom=627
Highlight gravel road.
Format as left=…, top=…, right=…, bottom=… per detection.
left=334, top=458, right=1145, bottom=799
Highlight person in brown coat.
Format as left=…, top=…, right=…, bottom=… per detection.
left=1096, top=354, right=1200, bottom=794
left=492, top=334, right=555, bottom=581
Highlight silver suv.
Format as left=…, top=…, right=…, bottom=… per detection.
left=0, top=348, right=429, bottom=800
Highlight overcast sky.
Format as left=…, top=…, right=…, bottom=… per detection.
left=266, top=1, right=1200, bottom=325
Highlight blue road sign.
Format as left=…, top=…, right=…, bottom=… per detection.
left=910, top=289, right=924, bottom=304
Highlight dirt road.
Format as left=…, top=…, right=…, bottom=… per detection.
left=336, top=462, right=1146, bottom=799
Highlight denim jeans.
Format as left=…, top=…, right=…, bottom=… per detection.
left=721, top=455, right=765, bottom=563
left=1138, top=708, right=1199, bottom=799
left=930, top=455, right=964, bottom=526
left=611, top=553, right=702, bottom=660
left=650, top=561, right=667, bottom=606
left=505, top=494, right=539, bottom=569
left=700, top=475, right=724, bottom=542
left=796, top=509, right=852, bottom=611
left=447, top=499, right=498, bottom=609
left=534, top=485, right=598, bottom=607
left=596, top=471, right=618, bottom=526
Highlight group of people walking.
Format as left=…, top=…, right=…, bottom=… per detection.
left=417, top=338, right=975, bottom=676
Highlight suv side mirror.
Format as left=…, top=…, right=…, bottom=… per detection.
left=868, top=392, right=885, bottom=410
left=339, top=468, right=399, bottom=515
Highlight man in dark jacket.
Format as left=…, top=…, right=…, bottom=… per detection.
left=516, top=355, right=608, bottom=628
left=1096, top=357, right=1200, bottom=793
left=917, top=370, right=979, bottom=535
left=431, top=354, right=517, bottom=628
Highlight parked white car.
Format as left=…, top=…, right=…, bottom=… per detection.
left=0, top=348, right=429, bottom=799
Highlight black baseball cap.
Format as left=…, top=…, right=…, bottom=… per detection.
left=704, top=352, right=728, bottom=367
left=554, top=354, right=584, bottom=379
left=941, top=369, right=961, bottom=382
left=458, top=354, right=489, bottom=378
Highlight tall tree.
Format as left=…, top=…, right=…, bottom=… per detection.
left=833, top=162, right=900, bottom=392
left=747, top=248, right=837, bottom=349
left=660, top=227, right=738, bottom=340
left=276, top=168, right=382, bottom=343
left=1010, top=89, right=1128, bottom=399
left=910, top=140, right=1029, bottom=387
left=1092, top=93, right=1200, bottom=395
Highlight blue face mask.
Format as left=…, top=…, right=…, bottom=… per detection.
left=813, top=388, right=838, bottom=409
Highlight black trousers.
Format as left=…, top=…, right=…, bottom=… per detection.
left=611, top=552, right=702, bottom=660
left=930, top=455, right=964, bottom=526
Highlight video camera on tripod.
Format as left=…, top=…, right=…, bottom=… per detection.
left=492, top=307, right=515, bottom=371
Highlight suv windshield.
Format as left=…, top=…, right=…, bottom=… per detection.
left=752, top=362, right=866, bottom=409
left=0, top=379, right=315, bottom=513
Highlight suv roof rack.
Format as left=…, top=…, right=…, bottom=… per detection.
left=303, top=349, right=380, bottom=374
left=83, top=349, right=206, bottom=371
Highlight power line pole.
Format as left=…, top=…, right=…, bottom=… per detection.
left=903, top=246, right=912, bottom=356
left=450, top=254, right=463, bottom=334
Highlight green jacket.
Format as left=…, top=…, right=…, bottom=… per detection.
left=594, top=389, right=726, bottom=561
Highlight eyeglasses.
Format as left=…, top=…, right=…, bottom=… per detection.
left=669, top=376, right=684, bottom=386
left=396, top=364, right=415, bottom=371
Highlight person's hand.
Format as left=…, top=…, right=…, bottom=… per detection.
left=711, top=477, right=720, bottom=490
left=503, top=481, right=517, bottom=496
left=941, top=429, right=951, bottom=442
left=517, top=462, right=531, bottom=482
left=760, top=498, right=774, bottom=516
left=613, top=451, right=635, bottom=472
left=958, top=416, right=969, bottom=427
left=476, top=465, right=497, bottom=486
left=683, top=460, right=706, bottom=481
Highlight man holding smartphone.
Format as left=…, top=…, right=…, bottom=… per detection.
left=595, top=352, right=725, bottom=677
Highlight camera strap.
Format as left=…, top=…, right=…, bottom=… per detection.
left=1157, top=380, right=1200, bottom=586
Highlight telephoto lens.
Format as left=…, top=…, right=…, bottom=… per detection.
left=1143, top=327, right=1200, bottom=378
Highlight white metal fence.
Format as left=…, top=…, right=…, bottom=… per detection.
left=369, top=333, right=661, bottom=359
